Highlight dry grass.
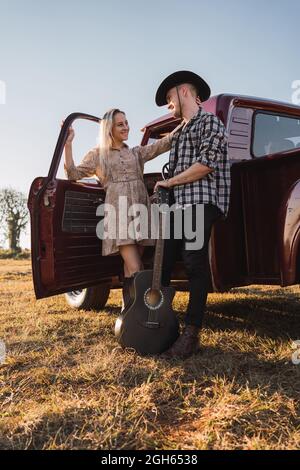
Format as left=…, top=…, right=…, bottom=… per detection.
left=0, top=259, right=300, bottom=450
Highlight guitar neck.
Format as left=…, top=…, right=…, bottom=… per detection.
left=152, top=211, right=165, bottom=291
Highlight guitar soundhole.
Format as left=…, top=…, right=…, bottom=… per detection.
left=144, top=288, right=164, bottom=310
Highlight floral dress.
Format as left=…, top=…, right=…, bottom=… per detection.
left=64, top=132, right=175, bottom=256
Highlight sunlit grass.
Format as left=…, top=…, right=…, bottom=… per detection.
left=0, top=260, right=299, bottom=449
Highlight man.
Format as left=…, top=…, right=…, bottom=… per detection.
left=153, top=70, right=231, bottom=359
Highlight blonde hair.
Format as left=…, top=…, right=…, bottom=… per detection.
left=98, top=108, right=125, bottom=184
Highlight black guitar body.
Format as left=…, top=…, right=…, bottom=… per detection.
left=115, top=270, right=179, bottom=355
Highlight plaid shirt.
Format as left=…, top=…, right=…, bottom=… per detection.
left=169, top=107, right=231, bottom=217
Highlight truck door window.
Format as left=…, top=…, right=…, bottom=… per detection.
left=253, top=112, right=300, bottom=157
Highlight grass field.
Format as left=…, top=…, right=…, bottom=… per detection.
left=0, top=259, right=300, bottom=450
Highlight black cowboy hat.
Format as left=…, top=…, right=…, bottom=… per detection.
left=155, top=70, right=211, bottom=106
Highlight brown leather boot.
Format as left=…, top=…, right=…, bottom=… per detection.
left=161, top=325, right=201, bottom=359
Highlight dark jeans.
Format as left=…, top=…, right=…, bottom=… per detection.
left=161, top=203, right=222, bottom=328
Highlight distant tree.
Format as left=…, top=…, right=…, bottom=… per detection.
left=0, top=187, right=29, bottom=252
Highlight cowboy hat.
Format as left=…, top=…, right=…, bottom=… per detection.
left=155, top=70, right=211, bottom=106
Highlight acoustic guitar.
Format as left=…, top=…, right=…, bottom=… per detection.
left=114, top=187, right=179, bottom=355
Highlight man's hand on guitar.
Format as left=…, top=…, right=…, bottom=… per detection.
left=153, top=179, right=171, bottom=193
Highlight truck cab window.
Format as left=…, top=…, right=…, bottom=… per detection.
left=253, top=112, right=300, bottom=157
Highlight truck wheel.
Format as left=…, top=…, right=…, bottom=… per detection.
left=65, top=284, right=111, bottom=311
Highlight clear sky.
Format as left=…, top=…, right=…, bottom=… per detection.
left=0, top=0, right=300, bottom=247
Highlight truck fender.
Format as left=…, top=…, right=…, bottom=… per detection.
left=278, top=179, right=300, bottom=286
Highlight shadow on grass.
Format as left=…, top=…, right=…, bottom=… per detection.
left=204, top=291, right=300, bottom=340
left=0, top=407, right=97, bottom=450
left=2, top=342, right=299, bottom=450
left=101, top=290, right=300, bottom=340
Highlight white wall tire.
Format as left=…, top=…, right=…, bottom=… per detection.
left=64, top=284, right=111, bottom=311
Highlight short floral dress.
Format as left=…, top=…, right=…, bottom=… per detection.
left=64, top=133, right=174, bottom=256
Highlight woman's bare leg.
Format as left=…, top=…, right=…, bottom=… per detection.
left=119, top=244, right=144, bottom=277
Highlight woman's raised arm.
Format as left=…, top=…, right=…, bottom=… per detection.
left=64, top=147, right=98, bottom=181
left=62, top=121, right=98, bottom=180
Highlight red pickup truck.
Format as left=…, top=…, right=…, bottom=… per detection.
left=27, top=94, right=300, bottom=310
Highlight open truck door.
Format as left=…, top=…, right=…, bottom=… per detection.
left=27, top=113, right=122, bottom=301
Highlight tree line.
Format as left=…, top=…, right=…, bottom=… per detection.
left=0, top=187, right=28, bottom=252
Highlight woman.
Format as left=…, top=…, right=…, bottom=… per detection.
left=63, top=108, right=181, bottom=311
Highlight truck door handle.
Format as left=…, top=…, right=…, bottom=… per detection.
left=92, top=197, right=104, bottom=205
